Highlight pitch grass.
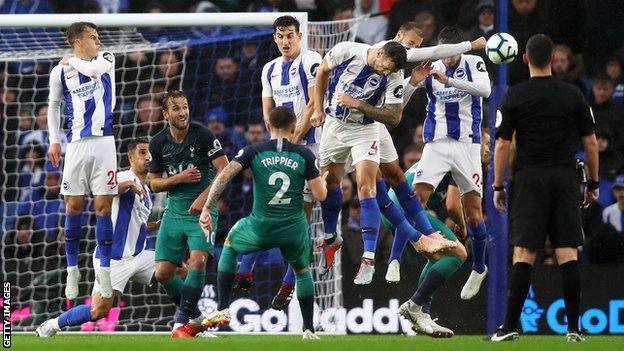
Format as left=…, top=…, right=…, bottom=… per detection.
left=10, top=334, right=624, bottom=351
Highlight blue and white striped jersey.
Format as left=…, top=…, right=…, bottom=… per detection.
left=603, top=203, right=624, bottom=232
left=262, top=49, right=322, bottom=144
left=107, top=170, right=153, bottom=260
left=423, top=54, right=490, bottom=144
left=324, top=42, right=403, bottom=124
left=48, top=51, right=115, bottom=143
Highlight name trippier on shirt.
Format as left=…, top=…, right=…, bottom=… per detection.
left=260, top=156, right=300, bottom=170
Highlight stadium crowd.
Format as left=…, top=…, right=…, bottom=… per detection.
left=2, top=0, right=624, bottom=312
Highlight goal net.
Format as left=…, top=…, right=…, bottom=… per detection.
left=0, top=13, right=367, bottom=333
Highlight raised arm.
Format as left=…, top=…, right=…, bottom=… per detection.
left=406, top=37, right=486, bottom=62
left=67, top=51, right=114, bottom=78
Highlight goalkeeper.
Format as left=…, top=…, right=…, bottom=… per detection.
left=385, top=162, right=469, bottom=338
left=199, top=107, right=327, bottom=340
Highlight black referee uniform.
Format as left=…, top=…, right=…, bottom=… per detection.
left=497, top=77, right=595, bottom=249
left=491, top=34, right=598, bottom=342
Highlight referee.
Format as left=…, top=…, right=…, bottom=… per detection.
left=490, top=34, right=599, bottom=342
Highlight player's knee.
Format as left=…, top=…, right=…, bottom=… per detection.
left=95, top=206, right=112, bottom=217
left=466, top=213, right=483, bottom=228
left=187, top=255, right=208, bottom=270
left=357, top=183, right=376, bottom=199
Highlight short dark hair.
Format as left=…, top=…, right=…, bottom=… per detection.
left=161, top=90, right=188, bottom=111
left=127, top=137, right=149, bottom=154
left=526, top=34, right=553, bottom=69
left=593, top=72, right=613, bottom=87
left=66, top=22, right=98, bottom=47
left=273, top=15, right=300, bottom=33
left=381, top=41, right=407, bottom=72
left=398, top=21, right=423, bottom=36
left=268, top=106, right=296, bottom=130
left=437, top=26, right=464, bottom=44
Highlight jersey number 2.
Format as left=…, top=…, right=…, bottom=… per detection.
left=268, top=172, right=291, bottom=205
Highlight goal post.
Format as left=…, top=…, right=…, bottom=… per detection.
left=0, top=12, right=375, bottom=334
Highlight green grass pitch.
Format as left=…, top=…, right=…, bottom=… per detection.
left=9, top=334, right=624, bottom=351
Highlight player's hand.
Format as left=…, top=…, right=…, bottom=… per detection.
left=47, top=143, right=62, bottom=167
left=409, top=60, right=432, bottom=86
left=130, top=182, right=145, bottom=199
left=178, top=167, right=201, bottom=183
left=310, top=110, right=325, bottom=127
left=59, top=55, right=72, bottom=65
left=337, top=93, right=360, bottom=109
left=188, top=197, right=204, bottom=215
left=430, top=70, right=449, bottom=85
left=583, top=188, right=599, bottom=208
left=493, top=189, right=507, bottom=213
left=199, top=206, right=213, bottom=234
left=471, top=36, right=487, bottom=51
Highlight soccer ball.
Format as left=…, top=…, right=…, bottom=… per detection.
left=486, top=33, right=518, bottom=64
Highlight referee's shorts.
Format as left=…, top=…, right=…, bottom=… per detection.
left=509, top=166, right=584, bottom=249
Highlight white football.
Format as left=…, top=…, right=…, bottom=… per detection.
left=486, top=32, right=518, bottom=64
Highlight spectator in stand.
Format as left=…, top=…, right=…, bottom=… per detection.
left=203, top=56, right=253, bottom=127
left=412, top=123, right=425, bottom=149
left=590, top=73, right=624, bottom=144
left=203, top=106, right=245, bottom=159
left=596, top=129, right=622, bottom=207
left=155, top=51, right=183, bottom=92
left=466, top=0, right=497, bottom=79
left=244, top=122, right=267, bottom=145
left=414, top=11, right=437, bottom=47
left=354, top=0, right=388, bottom=45
left=604, top=55, right=624, bottom=107
left=17, top=108, right=35, bottom=144
left=17, top=165, right=65, bottom=238
left=96, top=0, right=129, bottom=13
left=402, top=144, right=423, bottom=171
left=551, top=44, right=587, bottom=94
left=0, top=0, right=54, bottom=13
left=17, top=142, right=46, bottom=193
left=603, top=175, right=624, bottom=233
left=507, top=0, right=552, bottom=85
left=20, top=105, right=67, bottom=153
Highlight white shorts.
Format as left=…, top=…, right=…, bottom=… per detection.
left=319, top=118, right=380, bottom=167
left=303, top=143, right=319, bottom=203
left=413, top=138, right=483, bottom=196
left=92, top=250, right=155, bottom=295
left=61, top=136, right=118, bottom=196
left=379, top=124, right=399, bottom=164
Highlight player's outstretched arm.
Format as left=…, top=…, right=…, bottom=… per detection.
left=406, top=37, right=485, bottom=62
left=200, top=161, right=243, bottom=233
left=308, top=171, right=328, bottom=202
left=189, top=155, right=229, bottom=215
left=65, top=51, right=114, bottom=78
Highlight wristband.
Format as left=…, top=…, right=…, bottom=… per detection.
left=587, top=180, right=599, bottom=191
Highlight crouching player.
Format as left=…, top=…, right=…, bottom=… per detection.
left=36, top=138, right=160, bottom=336
left=199, top=107, right=328, bottom=339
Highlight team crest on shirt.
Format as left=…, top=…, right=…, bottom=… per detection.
left=367, top=76, right=380, bottom=88
left=62, top=180, right=69, bottom=190
left=189, top=145, right=196, bottom=158
left=454, top=69, right=466, bottom=80
left=290, top=66, right=298, bottom=76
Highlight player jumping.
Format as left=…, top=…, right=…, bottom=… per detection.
left=36, top=138, right=160, bottom=337
left=48, top=22, right=118, bottom=300
left=200, top=107, right=328, bottom=340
